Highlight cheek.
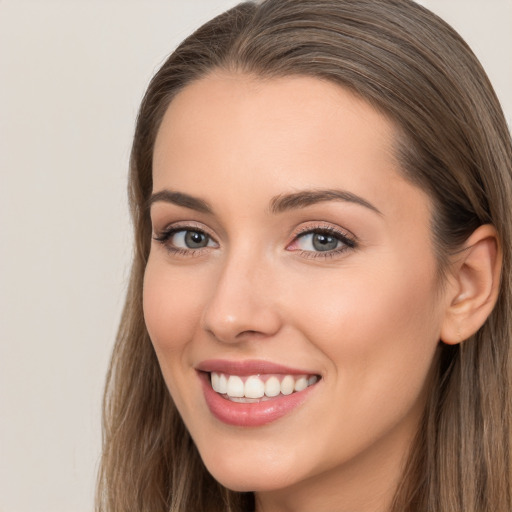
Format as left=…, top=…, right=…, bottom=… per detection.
left=276, top=261, right=442, bottom=464
left=285, top=257, right=442, bottom=401
left=142, top=259, right=206, bottom=357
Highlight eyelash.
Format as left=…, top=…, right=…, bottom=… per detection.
left=152, top=223, right=357, bottom=259
left=153, top=224, right=218, bottom=257
left=288, top=225, right=357, bottom=259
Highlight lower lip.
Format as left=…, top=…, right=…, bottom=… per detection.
left=199, top=372, right=318, bottom=427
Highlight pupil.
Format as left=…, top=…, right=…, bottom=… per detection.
left=185, top=231, right=207, bottom=248
left=313, top=233, right=338, bottom=251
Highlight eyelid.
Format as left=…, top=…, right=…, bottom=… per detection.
left=153, top=221, right=216, bottom=240
left=292, top=222, right=356, bottom=241
left=152, top=220, right=356, bottom=259
left=287, top=222, right=357, bottom=257
left=152, top=221, right=219, bottom=255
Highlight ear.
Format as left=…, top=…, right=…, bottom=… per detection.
left=440, top=224, right=502, bottom=345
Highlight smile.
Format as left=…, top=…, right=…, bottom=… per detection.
left=210, top=372, right=319, bottom=402
left=197, top=360, right=321, bottom=426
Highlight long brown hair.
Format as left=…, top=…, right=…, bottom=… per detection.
left=97, top=1, right=512, bottom=510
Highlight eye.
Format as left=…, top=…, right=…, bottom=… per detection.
left=287, top=226, right=356, bottom=256
left=153, top=226, right=218, bottom=254
left=296, top=232, right=342, bottom=252
left=172, top=229, right=213, bottom=249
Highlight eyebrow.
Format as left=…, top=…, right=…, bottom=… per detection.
left=148, top=190, right=213, bottom=214
left=269, top=189, right=382, bottom=215
left=148, top=188, right=381, bottom=216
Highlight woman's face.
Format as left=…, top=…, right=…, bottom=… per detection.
left=144, top=73, right=450, bottom=508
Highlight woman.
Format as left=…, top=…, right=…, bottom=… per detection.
left=97, top=1, right=512, bottom=511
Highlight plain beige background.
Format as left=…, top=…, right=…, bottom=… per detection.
left=0, top=1, right=510, bottom=511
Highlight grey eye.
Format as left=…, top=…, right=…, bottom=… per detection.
left=172, top=230, right=214, bottom=249
left=184, top=231, right=209, bottom=248
left=296, top=232, right=342, bottom=252
left=312, top=233, right=339, bottom=251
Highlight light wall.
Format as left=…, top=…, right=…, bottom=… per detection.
left=0, top=1, right=510, bottom=511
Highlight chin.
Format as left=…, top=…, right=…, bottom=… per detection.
left=200, top=449, right=302, bottom=493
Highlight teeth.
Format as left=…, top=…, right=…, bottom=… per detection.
left=280, top=375, right=295, bottom=395
left=294, top=376, right=308, bottom=392
left=265, top=376, right=281, bottom=397
left=308, top=375, right=318, bottom=386
left=245, top=376, right=265, bottom=399
left=211, top=372, right=221, bottom=392
left=218, top=373, right=227, bottom=394
left=210, top=372, right=319, bottom=399
left=226, top=375, right=244, bottom=397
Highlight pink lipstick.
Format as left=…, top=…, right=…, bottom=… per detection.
left=197, top=359, right=320, bottom=427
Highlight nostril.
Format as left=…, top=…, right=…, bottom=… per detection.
left=235, top=329, right=267, bottom=339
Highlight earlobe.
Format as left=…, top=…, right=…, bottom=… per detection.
left=440, top=224, right=502, bottom=345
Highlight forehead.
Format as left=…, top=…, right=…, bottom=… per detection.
left=152, top=72, right=430, bottom=224
left=154, top=72, right=396, bottom=160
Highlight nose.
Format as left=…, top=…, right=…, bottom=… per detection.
left=201, top=251, right=282, bottom=344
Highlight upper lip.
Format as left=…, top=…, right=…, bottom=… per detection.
left=196, top=359, right=318, bottom=376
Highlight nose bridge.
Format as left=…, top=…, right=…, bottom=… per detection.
left=201, top=245, right=281, bottom=343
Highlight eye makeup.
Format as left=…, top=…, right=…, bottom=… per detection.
left=286, top=223, right=357, bottom=260
left=152, top=219, right=357, bottom=260
left=152, top=221, right=218, bottom=257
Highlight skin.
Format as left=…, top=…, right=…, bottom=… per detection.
left=144, top=73, right=458, bottom=512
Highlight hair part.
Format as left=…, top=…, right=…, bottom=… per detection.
left=97, top=1, right=512, bottom=510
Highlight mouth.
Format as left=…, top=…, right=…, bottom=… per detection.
left=196, top=360, right=321, bottom=427
left=209, top=372, right=319, bottom=403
